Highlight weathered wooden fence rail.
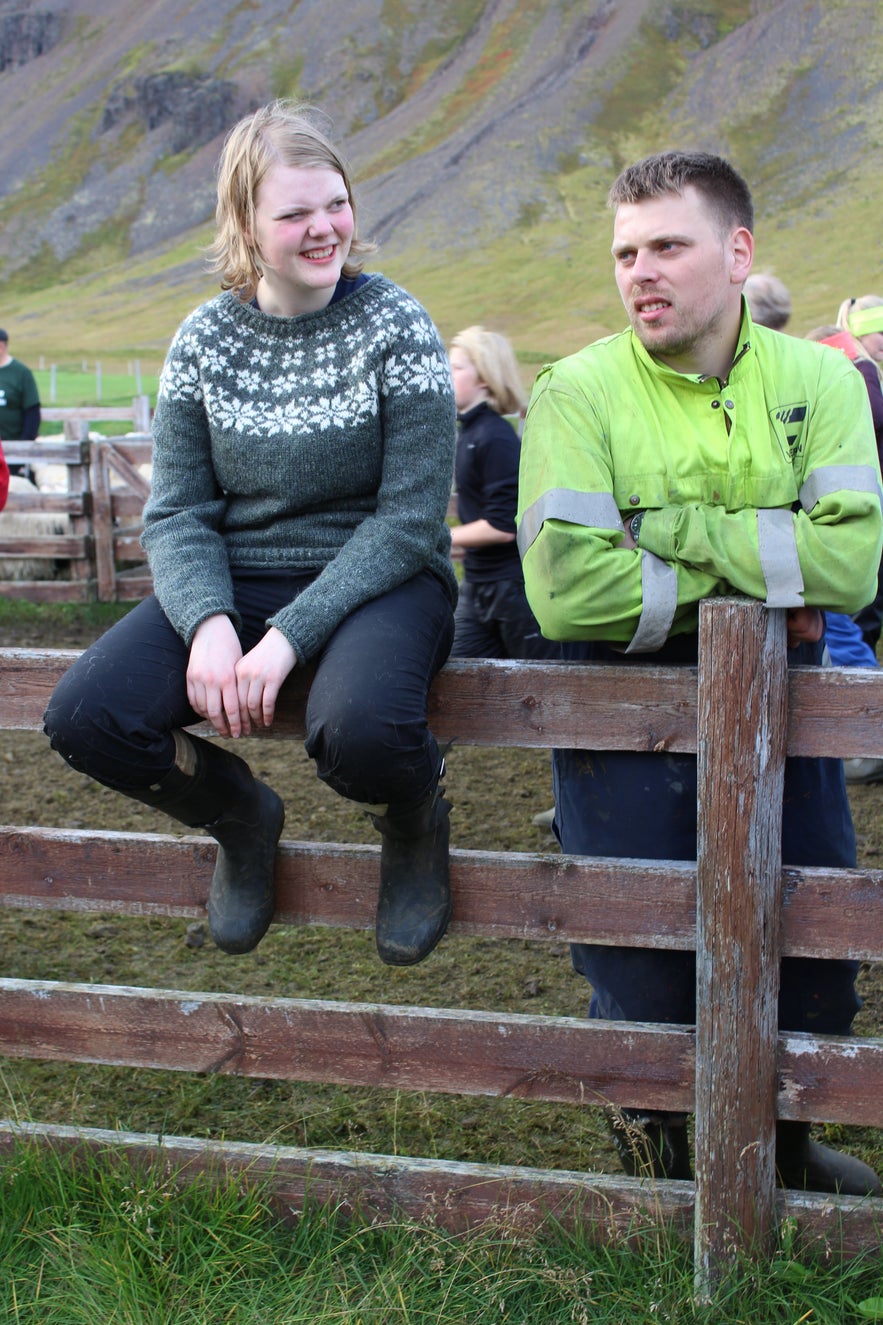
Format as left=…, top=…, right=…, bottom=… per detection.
left=2, top=598, right=883, bottom=1298
left=39, top=395, right=152, bottom=434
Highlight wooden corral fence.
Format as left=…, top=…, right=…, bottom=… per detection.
left=2, top=597, right=883, bottom=1299
left=0, top=409, right=153, bottom=603
left=39, top=395, right=152, bottom=435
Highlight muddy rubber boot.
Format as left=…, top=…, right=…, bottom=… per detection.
left=131, top=731, right=285, bottom=956
left=370, top=788, right=452, bottom=966
left=608, top=1110, right=692, bottom=1180
left=775, top=1121, right=883, bottom=1196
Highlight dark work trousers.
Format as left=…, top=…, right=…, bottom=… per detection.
left=44, top=567, right=455, bottom=814
left=553, top=635, right=862, bottom=1037
left=451, top=577, right=563, bottom=660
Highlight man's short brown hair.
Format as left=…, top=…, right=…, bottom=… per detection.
left=608, top=151, right=754, bottom=235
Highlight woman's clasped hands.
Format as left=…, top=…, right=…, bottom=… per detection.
left=186, top=614, right=297, bottom=738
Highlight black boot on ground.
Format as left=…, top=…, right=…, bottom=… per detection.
left=133, top=731, right=285, bottom=955
left=608, top=1110, right=693, bottom=1180
left=775, top=1121, right=883, bottom=1196
left=370, top=785, right=452, bottom=966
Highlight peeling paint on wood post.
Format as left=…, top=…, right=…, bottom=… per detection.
left=694, top=598, right=788, bottom=1299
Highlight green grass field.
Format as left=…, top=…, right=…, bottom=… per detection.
left=3, top=1135, right=883, bottom=1324
left=30, top=365, right=161, bottom=436
left=34, top=365, right=160, bottom=409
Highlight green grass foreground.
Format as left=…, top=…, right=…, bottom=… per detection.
left=2, top=1139, right=883, bottom=1325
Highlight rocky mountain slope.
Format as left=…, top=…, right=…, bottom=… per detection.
left=0, top=0, right=880, bottom=358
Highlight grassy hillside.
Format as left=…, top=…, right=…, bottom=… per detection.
left=1, top=0, right=881, bottom=379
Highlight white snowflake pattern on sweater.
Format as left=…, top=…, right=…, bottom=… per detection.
left=144, top=274, right=457, bottom=660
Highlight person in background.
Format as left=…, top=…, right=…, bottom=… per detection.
left=743, top=271, right=791, bottom=331
left=448, top=325, right=562, bottom=832
left=834, top=296, right=883, bottom=655
left=0, top=328, right=41, bottom=481
left=810, top=316, right=883, bottom=453
left=805, top=320, right=883, bottom=782
left=517, top=150, right=883, bottom=1195
left=44, top=101, right=458, bottom=968
left=0, top=436, right=8, bottom=510
left=448, top=326, right=560, bottom=663
left=838, top=295, right=883, bottom=381
left=745, top=282, right=883, bottom=690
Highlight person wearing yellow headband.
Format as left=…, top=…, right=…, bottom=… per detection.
left=840, top=296, right=883, bottom=367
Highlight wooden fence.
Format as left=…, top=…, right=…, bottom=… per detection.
left=39, top=395, right=152, bottom=434
left=0, top=426, right=153, bottom=603
left=1, top=597, right=883, bottom=1298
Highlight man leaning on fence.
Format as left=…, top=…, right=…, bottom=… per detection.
left=516, top=151, right=883, bottom=1196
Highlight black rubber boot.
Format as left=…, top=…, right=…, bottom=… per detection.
left=775, top=1121, right=883, bottom=1196
left=129, top=732, right=285, bottom=955
left=608, top=1110, right=693, bottom=1180
left=370, top=786, right=452, bottom=966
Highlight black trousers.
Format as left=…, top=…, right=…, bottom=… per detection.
left=554, top=636, right=862, bottom=1037
left=451, top=577, right=563, bottom=660
left=44, top=568, right=455, bottom=814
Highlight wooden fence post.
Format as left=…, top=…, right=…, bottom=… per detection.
left=132, top=395, right=151, bottom=433
left=693, top=597, right=789, bottom=1298
left=89, top=439, right=116, bottom=601
left=60, top=422, right=94, bottom=595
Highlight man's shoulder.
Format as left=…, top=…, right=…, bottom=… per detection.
left=751, top=320, right=829, bottom=369
left=534, top=329, right=633, bottom=391
left=0, top=356, right=37, bottom=384
left=750, top=321, right=863, bottom=391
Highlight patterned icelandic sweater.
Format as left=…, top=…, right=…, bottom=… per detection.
left=142, top=276, right=458, bottom=662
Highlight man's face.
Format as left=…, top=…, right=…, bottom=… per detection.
left=611, top=184, right=752, bottom=377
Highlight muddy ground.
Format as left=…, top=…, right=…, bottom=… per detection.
left=2, top=604, right=883, bottom=1176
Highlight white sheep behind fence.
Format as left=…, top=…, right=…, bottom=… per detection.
left=0, top=475, right=72, bottom=581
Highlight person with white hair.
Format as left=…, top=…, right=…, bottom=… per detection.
left=743, top=271, right=791, bottom=331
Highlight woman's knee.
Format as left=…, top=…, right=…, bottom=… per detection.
left=305, top=683, right=438, bottom=806
left=306, top=696, right=400, bottom=783
left=43, top=659, right=106, bottom=762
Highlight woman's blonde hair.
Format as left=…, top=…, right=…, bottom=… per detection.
left=449, top=326, right=526, bottom=416
left=208, top=100, right=376, bottom=300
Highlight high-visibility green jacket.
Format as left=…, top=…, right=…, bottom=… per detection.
left=516, top=306, right=883, bottom=651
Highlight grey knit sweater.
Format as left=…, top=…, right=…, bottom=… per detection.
left=142, top=276, right=458, bottom=662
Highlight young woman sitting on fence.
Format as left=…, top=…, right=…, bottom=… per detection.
left=44, top=100, right=458, bottom=966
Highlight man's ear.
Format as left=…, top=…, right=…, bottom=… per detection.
left=730, top=226, right=754, bottom=285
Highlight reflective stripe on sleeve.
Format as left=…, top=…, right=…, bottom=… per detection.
left=625, top=551, right=679, bottom=654
left=756, top=508, right=804, bottom=607
left=799, top=464, right=883, bottom=512
left=517, top=487, right=623, bottom=557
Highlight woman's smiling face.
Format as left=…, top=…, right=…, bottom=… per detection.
left=250, top=162, right=355, bottom=317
